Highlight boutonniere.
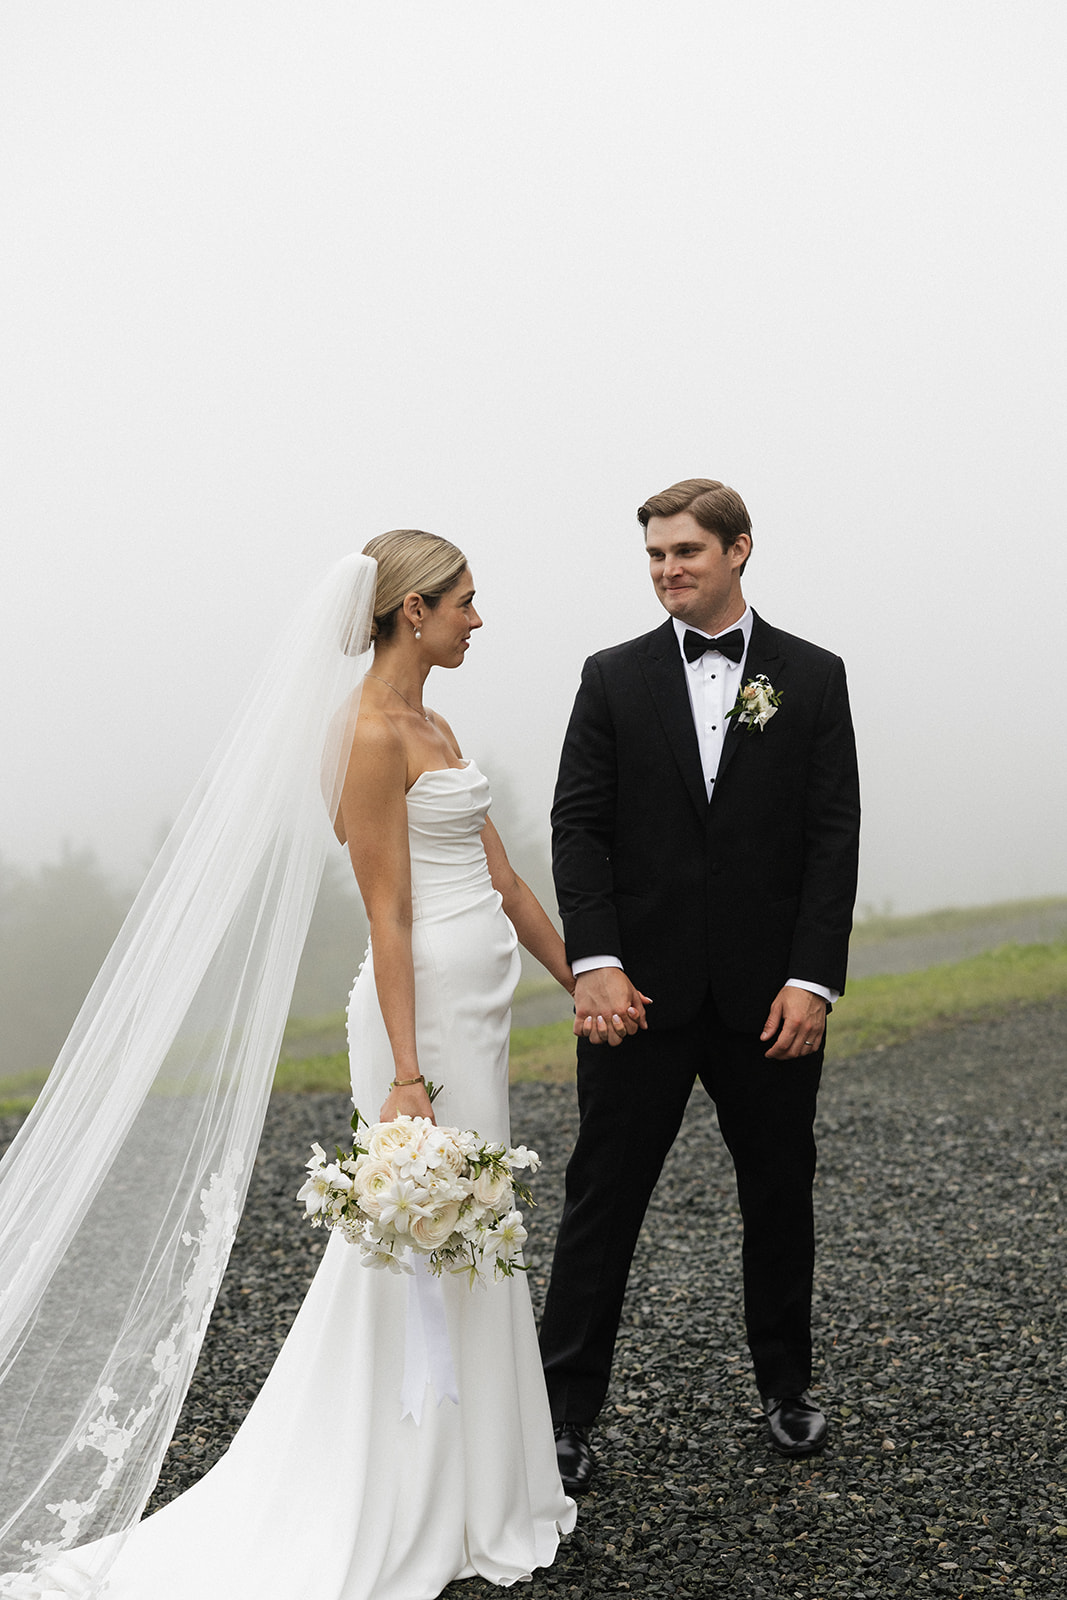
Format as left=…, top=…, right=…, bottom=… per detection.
left=727, top=674, right=783, bottom=733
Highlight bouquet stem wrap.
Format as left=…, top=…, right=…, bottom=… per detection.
left=401, top=1263, right=459, bottom=1425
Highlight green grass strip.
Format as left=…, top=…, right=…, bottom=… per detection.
left=849, top=895, right=1067, bottom=947
left=0, top=1070, right=50, bottom=1118
left=826, top=939, right=1067, bottom=1058
left=3, top=941, right=1065, bottom=1115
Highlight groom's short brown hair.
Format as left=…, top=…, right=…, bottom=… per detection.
left=637, top=479, right=752, bottom=573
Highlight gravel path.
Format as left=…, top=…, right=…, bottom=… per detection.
left=3, top=1000, right=1065, bottom=1596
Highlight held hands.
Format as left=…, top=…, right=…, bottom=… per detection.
left=380, top=1076, right=437, bottom=1124
left=573, top=969, right=652, bottom=1047
left=761, top=986, right=827, bottom=1061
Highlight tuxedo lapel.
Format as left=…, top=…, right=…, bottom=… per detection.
left=637, top=621, right=708, bottom=820
left=714, top=611, right=784, bottom=790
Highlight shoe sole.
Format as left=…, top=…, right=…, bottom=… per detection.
left=768, top=1429, right=828, bottom=1457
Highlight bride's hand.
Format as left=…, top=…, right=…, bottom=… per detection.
left=379, top=1080, right=437, bottom=1124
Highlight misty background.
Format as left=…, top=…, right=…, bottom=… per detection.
left=2, top=3, right=1065, bottom=1075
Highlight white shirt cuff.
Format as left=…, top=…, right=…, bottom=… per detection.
left=571, top=955, right=623, bottom=977
left=571, top=962, right=837, bottom=1005
left=786, top=978, right=839, bottom=1005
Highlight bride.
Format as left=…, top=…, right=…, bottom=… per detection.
left=0, top=533, right=576, bottom=1599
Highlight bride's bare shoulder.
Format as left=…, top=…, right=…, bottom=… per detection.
left=345, top=705, right=409, bottom=777
left=333, top=708, right=408, bottom=843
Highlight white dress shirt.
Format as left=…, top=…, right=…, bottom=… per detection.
left=673, top=610, right=752, bottom=801
left=571, top=608, right=836, bottom=1006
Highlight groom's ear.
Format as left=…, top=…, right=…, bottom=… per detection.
left=729, top=532, right=752, bottom=570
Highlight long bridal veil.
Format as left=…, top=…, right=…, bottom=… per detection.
left=0, top=553, right=377, bottom=1597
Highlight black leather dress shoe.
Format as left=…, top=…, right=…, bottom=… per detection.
left=763, top=1393, right=828, bottom=1456
left=554, top=1422, right=594, bottom=1494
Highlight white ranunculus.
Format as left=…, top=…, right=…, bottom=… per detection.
left=367, top=1116, right=420, bottom=1159
left=409, top=1200, right=463, bottom=1250
left=471, top=1165, right=513, bottom=1210
left=352, top=1158, right=395, bottom=1217
left=435, top=1133, right=467, bottom=1174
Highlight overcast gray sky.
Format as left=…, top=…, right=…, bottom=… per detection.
left=2, top=1, right=1065, bottom=917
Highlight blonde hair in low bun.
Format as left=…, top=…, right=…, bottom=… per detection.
left=362, top=530, right=469, bottom=641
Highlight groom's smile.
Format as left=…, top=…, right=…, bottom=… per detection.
left=644, top=509, right=750, bottom=636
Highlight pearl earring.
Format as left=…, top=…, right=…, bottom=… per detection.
left=414, top=626, right=422, bottom=640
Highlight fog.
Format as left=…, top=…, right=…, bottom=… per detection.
left=3, top=2, right=1065, bottom=920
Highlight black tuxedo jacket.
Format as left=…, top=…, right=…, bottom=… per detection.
left=551, top=612, right=861, bottom=1034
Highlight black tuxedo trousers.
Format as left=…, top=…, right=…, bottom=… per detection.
left=539, top=992, right=823, bottom=1422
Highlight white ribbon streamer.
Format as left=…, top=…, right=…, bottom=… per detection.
left=399, top=1258, right=459, bottom=1424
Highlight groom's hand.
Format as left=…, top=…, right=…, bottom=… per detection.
left=574, top=969, right=650, bottom=1047
left=761, top=986, right=827, bottom=1060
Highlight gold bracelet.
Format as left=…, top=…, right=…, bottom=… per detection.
left=390, top=1073, right=425, bottom=1089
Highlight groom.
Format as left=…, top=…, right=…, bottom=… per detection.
left=539, top=478, right=860, bottom=1492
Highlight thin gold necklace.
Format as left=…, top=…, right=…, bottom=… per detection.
left=366, top=673, right=430, bottom=722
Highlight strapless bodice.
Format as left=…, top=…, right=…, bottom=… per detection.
left=404, top=759, right=495, bottom=918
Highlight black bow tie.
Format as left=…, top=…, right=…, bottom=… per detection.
left=683, top=627, right=744, bottom=665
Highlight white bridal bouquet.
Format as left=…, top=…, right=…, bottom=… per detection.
left=297, top=1109, right=541, bottom=1285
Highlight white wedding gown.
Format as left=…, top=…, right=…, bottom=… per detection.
left=45, top=760, right=574, bottom=1600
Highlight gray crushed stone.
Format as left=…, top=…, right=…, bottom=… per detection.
left=2, top=1000, right=1064, bottom=1597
